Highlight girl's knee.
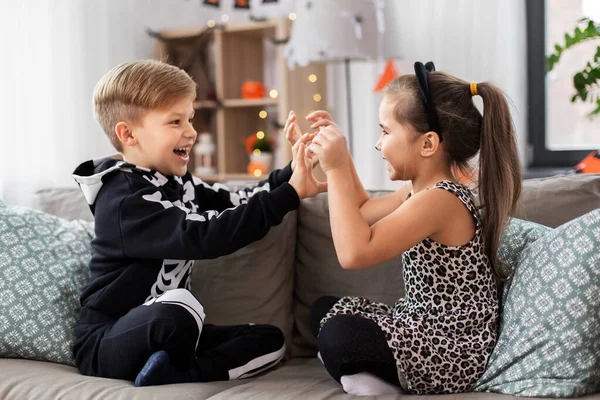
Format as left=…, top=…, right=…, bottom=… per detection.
left=309, top=296, right=341, bottom=338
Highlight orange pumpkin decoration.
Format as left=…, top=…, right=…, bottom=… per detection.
left=241, top=81, right=266, bottom=99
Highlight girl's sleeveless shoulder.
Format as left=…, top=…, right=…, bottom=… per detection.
left=431, top=180, right=479, bottom=222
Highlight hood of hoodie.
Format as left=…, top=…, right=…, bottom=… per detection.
left=72, top=154, right=135, bottom=209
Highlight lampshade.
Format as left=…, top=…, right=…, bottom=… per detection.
left=284, top=0, right=401, bottom=68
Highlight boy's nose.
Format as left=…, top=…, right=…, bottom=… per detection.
left=185, top=127, right=197, bottom=140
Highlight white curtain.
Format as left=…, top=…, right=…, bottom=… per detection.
left=327, top=0, right=528, bottom=190
left=0, top=0, right=222, bottom=207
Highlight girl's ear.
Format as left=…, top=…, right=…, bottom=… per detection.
left=115, top=122, right=137, bottom=147
left=421, top=131, right=441, bottom=158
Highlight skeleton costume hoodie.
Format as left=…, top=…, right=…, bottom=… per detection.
left=71, top=155, right=299, bottom=366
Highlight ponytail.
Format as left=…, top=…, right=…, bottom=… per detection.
left=477, top=83, right=522, bottom=280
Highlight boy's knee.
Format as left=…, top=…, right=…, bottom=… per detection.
left=251, top=324, right=285, bottom=350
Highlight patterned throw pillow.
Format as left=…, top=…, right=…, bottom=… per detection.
left=475, top=209, right=600, bottom=397
left=0, top=201, right=93, bottom=366
left=497, top=217, right=551, bottom=273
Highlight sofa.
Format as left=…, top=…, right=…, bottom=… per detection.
left=1, top=173, right=599, bottom=400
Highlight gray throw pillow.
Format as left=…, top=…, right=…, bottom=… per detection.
left=0, top=201, right=93, bottom=365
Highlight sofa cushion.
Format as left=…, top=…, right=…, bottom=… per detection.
left=292, top=192, right=404, bottom=357
left=475, top=209, right=600, bottom=397
left=0, top=201, right=93, bottom=366
left=192, top=211, right=297, bottom=357
left=517, top=173, right=600, bottom=228
left=33, top=187, right=93, bottom=222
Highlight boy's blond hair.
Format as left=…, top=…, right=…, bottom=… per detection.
left=93, top=60, right=197, bottom=151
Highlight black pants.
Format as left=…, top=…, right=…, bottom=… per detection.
left=310, top=296, right=400, bottom=387
left=78, top=289, right=285, bottom=381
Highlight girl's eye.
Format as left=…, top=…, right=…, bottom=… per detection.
left=188, top=118, right=195, bottom=124
left=171, top=119, right=180, bottom=125
left=381, top=129, right=389, bottom=135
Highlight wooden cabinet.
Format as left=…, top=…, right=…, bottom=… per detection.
left=155, top=18, right=327, bottom=183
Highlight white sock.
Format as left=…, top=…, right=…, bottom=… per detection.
left=340, top=372, right=404, bottom=396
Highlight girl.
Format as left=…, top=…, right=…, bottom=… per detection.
left=291, top=62, right=522, bottom=395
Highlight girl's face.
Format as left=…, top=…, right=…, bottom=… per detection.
left=376, top=96, right=422, bottom=181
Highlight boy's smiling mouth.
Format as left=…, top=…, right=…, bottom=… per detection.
left=173, top=145, right=191, bottom=162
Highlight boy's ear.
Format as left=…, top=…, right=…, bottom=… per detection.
left=421, top=131, right=441, bottom=158
left=115, top=122, right=137, bottom=147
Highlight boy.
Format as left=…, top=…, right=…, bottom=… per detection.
left=72, top=60, right=324, bottom=386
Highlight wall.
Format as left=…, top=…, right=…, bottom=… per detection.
left=327, top=0, right=528, bottom=190
left=0, top=0, right=527, bottom=205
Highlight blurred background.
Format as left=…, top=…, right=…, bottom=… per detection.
left=0, top=0, right=598, bottom=207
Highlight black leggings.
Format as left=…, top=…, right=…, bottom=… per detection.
left=309, top=296, right=400, bottom=387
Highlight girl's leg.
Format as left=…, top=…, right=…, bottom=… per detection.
left=309, top=295, right=341, bottom=338
left=318, top=314, right=400, bottom=388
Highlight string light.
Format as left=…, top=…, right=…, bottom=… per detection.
left=221, top=15, right=229, bottom=22
left=308, top=74, right=317, bottom=83
left=313, top=93, right=322, bottom=102
left=288, top=13, right=297, bottom=20
left=256, top=131, right=265, bottom=139
left=253, top=169, right=263, bottom=177
left=253, top=149, right=262, bottom=156
left=269, top=89, right=278, bottom=98
left=259, top=110, right=267, bottom=119
left=207, top=20, right=216, bottom=28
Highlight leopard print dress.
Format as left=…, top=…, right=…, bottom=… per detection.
left=321, top=181, right=499, bottom=394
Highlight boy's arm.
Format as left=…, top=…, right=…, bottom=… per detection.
left=191, top=163, right=293, bottom=211
left=118, top=180, right=299, bottom=261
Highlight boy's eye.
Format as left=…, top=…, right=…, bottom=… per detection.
left=188, top=118, right=195, bottom=123
left=171, top=119, right=180, bottom=125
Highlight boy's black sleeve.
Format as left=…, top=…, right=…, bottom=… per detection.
left=118, top=177, right=299, bottom=261
left=191, top=163, right=294, bottom=212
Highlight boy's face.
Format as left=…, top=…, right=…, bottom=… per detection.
left=125, top=96, right=197, bottom=177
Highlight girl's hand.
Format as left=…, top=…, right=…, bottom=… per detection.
left=288, top=140, right=328, bottom=199
left=309, top=124, right=349, bottom=174
left=306, top=110, right=336, bottom=130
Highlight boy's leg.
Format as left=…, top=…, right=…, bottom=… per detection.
left=95, top=289, right=204, bottom=380
left=194, top=323, right=286, bottom=381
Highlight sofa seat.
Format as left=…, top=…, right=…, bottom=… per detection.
left=2, top=357, right=599, bottom=400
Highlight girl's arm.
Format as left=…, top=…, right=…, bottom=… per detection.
left=312, top=125, right=444, bottom=270
left=307, top=110, right=411, bottom=224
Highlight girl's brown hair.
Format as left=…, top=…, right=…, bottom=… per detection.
left=385, top=72, right=522, bottom=280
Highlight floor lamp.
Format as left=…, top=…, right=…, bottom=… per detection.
left=284, top=0, right=385, bottom=155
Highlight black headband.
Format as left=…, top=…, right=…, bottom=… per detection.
left=414, top=61, right=442, bottom=141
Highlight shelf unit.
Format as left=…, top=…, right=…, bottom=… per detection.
left=156, top=18, right=328, bottom=183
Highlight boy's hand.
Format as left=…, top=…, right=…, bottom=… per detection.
left=290, top=132, right=316, bottom=172
left=309, top=124, right=349, bottom=174
left=289, top=140, right=327, bottom=199
left=286, top=110, right=319, bottom=170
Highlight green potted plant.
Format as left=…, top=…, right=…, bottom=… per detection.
left=546, top=18, right=600, bottom=118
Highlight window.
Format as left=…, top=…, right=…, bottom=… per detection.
left=527, top=0, right=599, bottom=167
